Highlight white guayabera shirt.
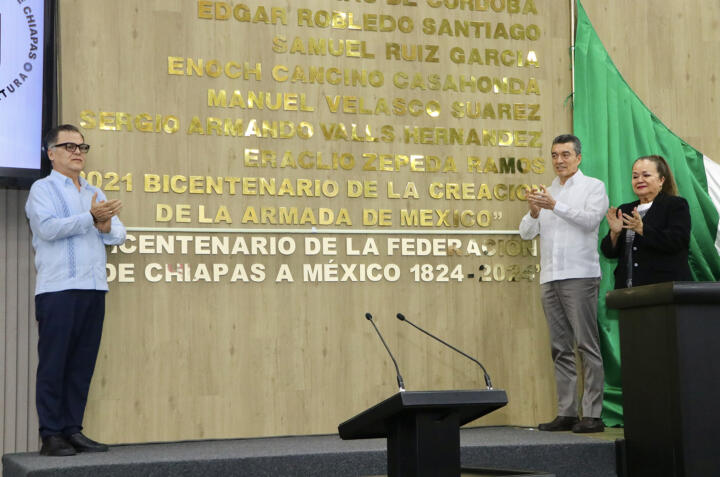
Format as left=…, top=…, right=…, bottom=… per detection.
left=519, top=169, right=609, bottom=285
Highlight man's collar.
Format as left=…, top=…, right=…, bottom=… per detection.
left=49, top=169, right=88, bottom=187
left=553, top=168, right=585, bottom=187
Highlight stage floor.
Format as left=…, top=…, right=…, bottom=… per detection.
left=2, top=426, right=621, bottom=477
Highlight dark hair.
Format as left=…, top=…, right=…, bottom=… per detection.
left=43, top=124, right=84, bottom=150
left=552, top=134, right=581, bottom=155
left=634, top=155, right=678, bottom=196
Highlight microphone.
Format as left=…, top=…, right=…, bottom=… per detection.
left=365, top=313, right=405, bottom=392
left=396, top=313, right=493, bottom=389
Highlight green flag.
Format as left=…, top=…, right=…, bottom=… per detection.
left=574, top=0, right=720, bottom=426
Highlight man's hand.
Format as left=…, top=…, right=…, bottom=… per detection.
left=95, top=219, right=112, bottom=233
left=527, top=185, right=556, bottom=213
left=90, top=192, right=122, bottom=231
left=526, top=187, right=541, bottom=218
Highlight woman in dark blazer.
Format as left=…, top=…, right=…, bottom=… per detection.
left=600, top=155, right=692, bottom=288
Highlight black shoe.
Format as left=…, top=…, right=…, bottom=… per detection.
left=40, top=435, right=76, bottom=456
left=66, top=432, right=109, bottom=452
left=572, top=417, right=605, bottom=433
left=538, top=416, right=579, bottom=431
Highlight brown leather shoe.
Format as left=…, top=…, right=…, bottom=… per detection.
left=572, top=417, right=605, bottom=433
left=67, top=432, right=109, bottom=452
left=538, top=415, right=579, bottom=431
left=40, top=435, right=76, bottom=456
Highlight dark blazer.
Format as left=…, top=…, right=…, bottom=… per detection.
left=600, top=192, right=692, bottom=289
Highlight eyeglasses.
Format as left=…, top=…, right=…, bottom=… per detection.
left=50, top=142, right=91, bottom=154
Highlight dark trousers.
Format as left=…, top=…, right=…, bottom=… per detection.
left=35, top=290, right=106, bottom=438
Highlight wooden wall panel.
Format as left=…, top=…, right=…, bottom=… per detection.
left=56, top=0, right=568, bottom=442
left=1, top=189, right=39, bottom=457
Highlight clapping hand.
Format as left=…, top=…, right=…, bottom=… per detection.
left=606, top=206, right=643, bottom=245
left=527, top=185, right=556, bottom=216
left=622, top=207, right=643, bottom=235
left=606, top=207, right=623, bottom=235
left=90, top=192, right=122, bottom=233
left=526, top=186, right=541, bottom=217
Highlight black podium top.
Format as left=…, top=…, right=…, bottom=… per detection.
left=606, top=281, right=720, bottom=310
left=338, top=389, right=508, bottom=440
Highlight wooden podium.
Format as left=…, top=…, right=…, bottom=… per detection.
left=339, top=390, right=508, bottom=477
left=606, top=281, right=720, bottom=477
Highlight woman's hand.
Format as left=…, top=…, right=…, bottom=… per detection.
left=622, top=207, right=644, bottom=235
left=606, top=207, right=624, bottom=247
left=606, top=207, right=623, bottom=234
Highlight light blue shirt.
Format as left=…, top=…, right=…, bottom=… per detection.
left=25, top=170, right=126, bottom=295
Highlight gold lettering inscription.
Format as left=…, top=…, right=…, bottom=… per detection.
left=385, top=43, right=439, bottom=62
left=197, top=2, right=287, bottom=24
left=271, top=65, right=384, bottom=87
left=424, top=0, right=537, bottom=15
left=392, top=73, right=539, bottom=94
left=144, top=174, right=341, bottom=198
left=421, top=18, right=540, bottom=40
left=403, top=127, right=542, bottom=147
left=362, top=153, right=457, bottom=172
left=207, top=90, right=314, bottom=111
left=467, top=157, right=545, bottom=174
left=450, top=102, right=540, bottom=120
left=324, top=95, right=440, bottom=117
left=186, top=117, right=314, bottom=138
left=296, top=9, right=414, bottom=33
left=428, top=182, right=541, bottom=200
left=448, top=47, right=539, bottom=67
left=244, top=150, right=356, bottom=171
left=272, top=36, right=375, bottom=59
left=242, top=207, right=352, bottom=226
left=80, top=110, right=180, bottom=134
left=168, top=57, right=262, bottom=80
left=318, top=123, right=395, bottom=142
left=399, top=209, right=492, bottom=227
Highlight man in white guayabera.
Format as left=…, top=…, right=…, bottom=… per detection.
left=519, top=134, right=608, bottom=434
